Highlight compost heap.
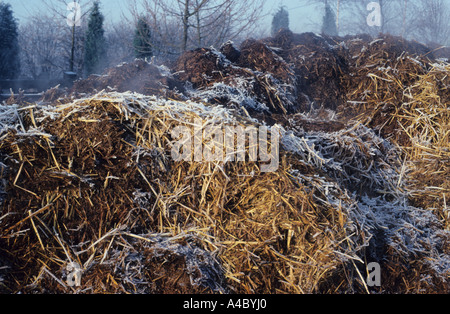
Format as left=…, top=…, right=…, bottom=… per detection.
left=0, top=31, right=449, bottom=294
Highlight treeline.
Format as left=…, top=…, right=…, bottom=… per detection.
left=0, top=0, right=154, bottom=80
left=308, top=0, right=450, bottom=44
left=0, top=0, right=265, bottom=81
left=1, top=0, right=449, bottom=81
left=0, top=2, right=20, bottom=79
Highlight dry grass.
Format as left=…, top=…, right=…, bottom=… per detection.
left=341, top=49, right=450, bottom=229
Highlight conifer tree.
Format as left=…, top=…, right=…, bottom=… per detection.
left=133, top=17, right=153, bottom=59
left=84, top=1, right=106, bottom=75
left=0, top=2, right=20, bottom=79
left=271, top=6, right=290, bottom=37
left=321, top=3, right=338, bottom=36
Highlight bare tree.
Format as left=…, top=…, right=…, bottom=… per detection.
left=127, top=0, right=266, bottom=56
left=41, top=0, right=93, bottom=72
left=412, top=0, right=450, bottom=45
left=303, top=0, right=355, bottom=35
left=106, top=20, right=135, bottom=66
left=401, top=0, right=408, bottom=37
left=19, top=9, right=88, bottom=80
left=337, top=0, right=401, bottom=36
left=294, top=0, right=449, bottom=45
left=19, top=14, right=66, bottom=79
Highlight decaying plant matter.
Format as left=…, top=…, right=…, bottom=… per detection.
left=0, top=30, right=448, bottom=294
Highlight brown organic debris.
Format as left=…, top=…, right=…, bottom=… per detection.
left=1, top=31, right=449, bottom=294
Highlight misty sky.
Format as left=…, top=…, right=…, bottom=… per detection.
left=5, top=0, right=323, bottom=33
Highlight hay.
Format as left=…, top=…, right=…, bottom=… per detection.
left=0, top=92, right=361, bottom=293
left=1, top=31, right=449, bottom=294
left=398, top=63, right=450, bottom=228
left=338, top=41, right=450, bottom=230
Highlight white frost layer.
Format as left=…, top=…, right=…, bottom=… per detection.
left=0, top=103, right=20, bottom=136
left=281, top=120, right=449, bottom=282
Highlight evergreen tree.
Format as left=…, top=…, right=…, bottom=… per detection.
left=84, top=1, right=106, bottom=75
left=133, top=17, right=153, bottom=59
left=321, top=3, right=338, bottom=36
left=0, top=2, right=20, bottom=79
left=271, top=6, right=290, bottom=37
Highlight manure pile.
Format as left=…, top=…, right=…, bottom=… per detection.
left=0, top=31, right=449, bottom=294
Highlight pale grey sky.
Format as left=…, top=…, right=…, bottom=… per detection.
left=4, top=0, right=322, bottom=33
